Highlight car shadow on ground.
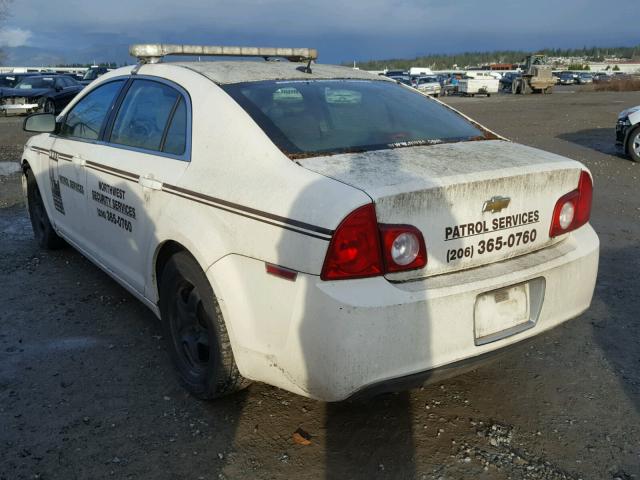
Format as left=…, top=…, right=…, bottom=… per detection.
left=557, top=128, right=624, bottom=157
left=591, top=244, right=640, bottom=415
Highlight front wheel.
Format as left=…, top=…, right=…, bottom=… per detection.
left=626, top=127, right=640, bottom=162
left=159, top=251, right=250, bottom=399
left=25, top=169, right=65, bottom=249
left=43, top=99, right=56, bottom=114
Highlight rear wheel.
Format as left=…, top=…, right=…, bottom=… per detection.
left=159, top=251, right=250, bottom=399
left=626, top=127, right=640, bottom=162
left=25, top=169, right=65, bottom=249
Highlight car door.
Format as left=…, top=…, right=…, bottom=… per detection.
left=50, top=79, right=127, bottom=247
left=82, top=77, right=191, bottom=294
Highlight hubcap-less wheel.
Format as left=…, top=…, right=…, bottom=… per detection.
left=169, top=280, right=211, bottom=377
left=159, top=251, right=250, bottom=399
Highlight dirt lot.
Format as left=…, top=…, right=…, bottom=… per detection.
left=1, top=91, right=639, bottom=480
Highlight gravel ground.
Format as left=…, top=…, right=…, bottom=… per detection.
left=0, top=91, right=639, bottom=480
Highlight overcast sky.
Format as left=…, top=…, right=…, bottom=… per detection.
left=1, top=0, right=638, bottom=65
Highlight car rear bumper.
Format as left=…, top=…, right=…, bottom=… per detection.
left=208, top=225, right=599, bottom=401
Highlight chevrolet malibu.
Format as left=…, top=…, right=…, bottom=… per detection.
left=21, top=44, right=599, bottom=401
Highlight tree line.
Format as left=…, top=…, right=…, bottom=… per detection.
left=350, top=45, right=640, bottom=70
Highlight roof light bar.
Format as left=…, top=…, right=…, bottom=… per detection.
left=129, top=44, right=318, bottom=64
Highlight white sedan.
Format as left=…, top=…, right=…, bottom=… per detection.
left=21, top=44, right=599, bottom=401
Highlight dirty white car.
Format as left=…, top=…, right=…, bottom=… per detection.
left=21, top=44, right=599, bottom=402
left=616, top=105, right=640, bottom=162
left=414, top=76, right=442, bottom=97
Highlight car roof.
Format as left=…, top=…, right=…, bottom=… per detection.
left=169, top=61, right=391, bottom=85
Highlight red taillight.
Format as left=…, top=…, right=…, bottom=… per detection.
left=379, top=224, right=427, bottom=273
left=321, top=204, right=383, bottom=281
left=549, top=170, right=593, bottom=238
left=321, top=204, right=427, bottom=281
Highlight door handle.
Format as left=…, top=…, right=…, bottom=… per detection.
left=72, top=156, right=86, bottom=167
left=139, top=175, right=163, bottom=191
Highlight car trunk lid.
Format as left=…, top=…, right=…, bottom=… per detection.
left=298, top=139, right=584, bottom=281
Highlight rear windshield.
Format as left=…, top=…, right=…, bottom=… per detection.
left=223, top=79, right=489, bottom=158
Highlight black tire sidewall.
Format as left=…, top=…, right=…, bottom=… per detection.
left=26, top=169, right=58, bottom=249
left=159, top=252, right=223, bottom=399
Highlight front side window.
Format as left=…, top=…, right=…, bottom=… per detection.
left=59, top=80, right=124, bottom=140
left=223, top=79, right=488, bottom=158
left=109, top=80, right=184, bottom=153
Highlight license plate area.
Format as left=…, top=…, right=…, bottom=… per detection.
left=474, top=277, right=545, bottom=346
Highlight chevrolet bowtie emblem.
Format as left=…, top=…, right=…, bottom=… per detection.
left=483, top=196, right=511, bottom=213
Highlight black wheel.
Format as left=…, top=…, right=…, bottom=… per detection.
left=159, top=251, right=250, bottom=399
left=626, top=127, right=640, bottom=162
left=43, top=99, right=56, bottom=114
left=25, top=169, right=65, bottom=249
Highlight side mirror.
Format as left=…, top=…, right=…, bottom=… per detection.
left=23, top=113, right=56, bottom=133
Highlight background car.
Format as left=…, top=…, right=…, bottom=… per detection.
left=384, top=69, right=406, bottom=77
left=388, top=75, right=412, bottom=86
left=558, top=72, right=577, bottom=85
left=592, top=72, right=611, bottom=83
left=79, top=66, right=111, bottom=86
left=0, top=74, right=84, bottom=115
left=576, top=73, right=593, bottom=84
left=616, top=105, right=640, bottom=162
left=500, top=72, right=522, bottom=90
left=413, top=75, right=442, bottom=96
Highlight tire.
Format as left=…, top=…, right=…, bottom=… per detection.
left=626, top=126, right=640, bottom=162
left=43, top=99, right=55, bottom=114
left=25, top=169, right=65, bottom=249
left=159, top=251, right=250, bottom=399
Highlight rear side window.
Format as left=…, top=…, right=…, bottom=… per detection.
left=109, top=80, right=185, bottom=154
left=60, top=80, right=125, bottom=140
left=162, top=98, right=187, bottom=155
